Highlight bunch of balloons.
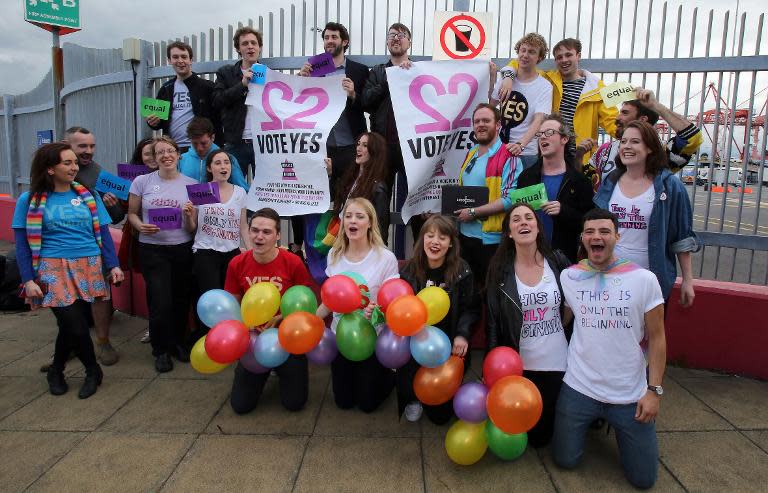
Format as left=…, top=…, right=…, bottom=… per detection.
left=443, top=347, right=543, bottom=465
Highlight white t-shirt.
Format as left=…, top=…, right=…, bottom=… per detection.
left=492, top=74, right=553, bottom=156
left=242, top=68, right=254, bottom=140
left=560, top=265, right=664, bottom=404
left=609, top=184, right=655, bottom=269
left=192, top=185, right=247, bottom=253
left=325, top=246, right=400, bottom=331
left=169, top=79, right=193, bottom=146
left=516, top=262, right=568, bottom=372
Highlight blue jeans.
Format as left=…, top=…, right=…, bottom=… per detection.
left=224, top=141, right=255, bottom=180
left=552, top=383, right=658, bottom=489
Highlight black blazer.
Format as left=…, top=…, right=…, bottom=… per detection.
left=337, top=57, right=370, bottom=143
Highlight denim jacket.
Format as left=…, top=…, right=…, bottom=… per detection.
left=594, top=168, right=700, bottom=299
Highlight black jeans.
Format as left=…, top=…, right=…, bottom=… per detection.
left=459, top=235, right=498, bottom=294
left=140, top=242, right=194, bottom=356
left=50, top=299, right=97, bottom=371
left=230, top=356, right=309, bottom=413
left=331, top=353, right=395, bottom=413
left=192, top=248, right=240, bottom=337
left=327, top=144, right=356, bottom=197
left=395, top=355, right=471, bottom=425
left=524, top=369, right=565, bottom=448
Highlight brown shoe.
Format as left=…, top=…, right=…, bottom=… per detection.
left=96, top=342, right=119, bottom=366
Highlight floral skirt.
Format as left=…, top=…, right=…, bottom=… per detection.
left=30, top=256, right=108, bottom=308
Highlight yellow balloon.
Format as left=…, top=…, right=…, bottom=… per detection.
left=190, top=336, right=228, bottom=374
left=241, top=282, right=281, bottom=327
left=445, top=420, right=488, bottom=466
left=417, top=286, right=450, bottom=326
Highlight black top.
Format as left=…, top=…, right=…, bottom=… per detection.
left=148, top=73, right=220, bottom=144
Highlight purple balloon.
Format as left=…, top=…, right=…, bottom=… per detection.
left=240, top=332, right=270, bottom=374
left=307, top=327, right=338, bottom=365
left=375, top=325, right=411, bottom=369
left=453, top=382, right=489, bottom=423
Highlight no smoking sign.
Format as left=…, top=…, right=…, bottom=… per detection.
left=433, top=11, right=493, bottom=61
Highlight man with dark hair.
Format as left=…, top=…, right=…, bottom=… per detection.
left=177, top=117, right=247, bottom=188
left=213, top=26, right=264, bottom=179
left=553, top=207, right=666, bottom=489
left=147, top=41, right=217, bottom=154
left=580, top=87, right=703, bottom=190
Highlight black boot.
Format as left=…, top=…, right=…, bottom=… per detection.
left=78, top=364, right=103, bottom=399
left=46, top=367, right=68, bottom=395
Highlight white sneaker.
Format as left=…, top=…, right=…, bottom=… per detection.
left=404, top=401, right=423, bottom=422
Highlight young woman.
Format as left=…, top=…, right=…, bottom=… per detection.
left=594, top=120, right=698, bottom=306
left=127, top=136, right=197, bottom=373
left=183, top=149, right=249, bottom=336
left=12, top=142, right=124, bottom=399
left=396, top=215, right=479, bottom=423
left=486, top=202, right=573, bottom=447
left=317, top=198, right=399, bottom=412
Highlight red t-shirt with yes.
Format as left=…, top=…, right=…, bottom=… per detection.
left=224, top=248, right=314, bottom=297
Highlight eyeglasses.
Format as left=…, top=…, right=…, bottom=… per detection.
left=155, top=149, right=178, bottom=156
left=387, top=32, right=410, bottom=40
left=534, top=129, right=565, bottom=139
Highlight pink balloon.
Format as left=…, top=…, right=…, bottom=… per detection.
left=483, top=346, right=524, bottom=388
left=377, top=278, right=414, bottom=313
left=321, top=275, right=362, bottom=314
left=205, top=320, right=250, bottom=364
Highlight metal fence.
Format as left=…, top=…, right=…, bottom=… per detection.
left=1, top=0, right=767, bottom=285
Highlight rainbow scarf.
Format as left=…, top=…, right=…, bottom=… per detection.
left=25, top=181, right=102, bottom=272
left=567, top=258, right=640, bottom=293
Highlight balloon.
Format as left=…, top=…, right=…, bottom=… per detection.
left=307, top=327, right=338, bottom=365
left=445, top=420, right=488, bottom=466
left=377, top=278, right=414, bottom=313
left=335, top=311, right=376, bottom=361
left=239, top=331, right=269, bottom=374
left=205, top=319, right=250, bottom=364
left=197, top=289, right=242, bottom=328
left=485, top=421, right=528, bottom=461
left=410, top=325, right=451, bottom=368
left=339, top=271, right=370, bottom=307
left=253, top=328, right=290, bottom=368
left=191, top=336, right=228, bottom=374
left=375, top=325, right=411, bottom=369
left=241, top=282, right=281, bottom=327
left=280, top=285, right=318, bottom=317
left=453, top=382, right=489, bottom=423
left=482, top=346, right=524, bottom=388
left=413, top=355, right=464, bottom=405
left=417, top=286, right=450, bottom=326
left=486, top=376, right=543, bottom=434
left=321, top=275, right=362, bottom=314
left=386, top=295, right=428, bottom=336
left=278, top=311, right=325, bottom=354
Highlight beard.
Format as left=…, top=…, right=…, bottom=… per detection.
left=327, top=43, right=344, bottom=57
left=474, top=130, right=496, bottom=146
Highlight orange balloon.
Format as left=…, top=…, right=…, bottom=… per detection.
left=386, top=295, right=428, bottom=336
left=486, top=375, right=543, bottom=434
left=278, top=311, right=325, bottom=355
left=414, top=355, right=464, bottom=405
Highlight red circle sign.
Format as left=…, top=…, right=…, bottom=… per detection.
left=439, top=14, right=486, bottom=60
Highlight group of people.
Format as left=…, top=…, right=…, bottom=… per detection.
left=12, top=20, right=705, bottom=490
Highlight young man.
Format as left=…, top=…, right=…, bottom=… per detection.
left=213, top=26, right=263, bottom=179
left=553, top=208, right=666, bottom=489
left=224, top=208, right=315, bottom=414
left=491, top=33, right=553, bottom=169
left=516, top=114, right=594, bottom=262
left=177, top=117, right=248, bottom=188
left=146, top=41, right=218, bottom=153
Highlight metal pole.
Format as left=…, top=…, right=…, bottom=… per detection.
left=453, top=0, right=470, bottom=10
left=51, top=27, right=65, bottom=140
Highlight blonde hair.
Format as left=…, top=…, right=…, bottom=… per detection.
left=514, top=32, right=549, bottom=62
left=328, top=198, right=386, bottom=265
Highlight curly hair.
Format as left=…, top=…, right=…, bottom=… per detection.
left=615, top=120, right=668, bottom=177
left=29, top=142, right=74, bottom=197
left=514, top=32, right=549, bottom=62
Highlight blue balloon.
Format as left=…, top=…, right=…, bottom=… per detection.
left=240, top=331, right=270, bottom=374
left=197, top=289, right=242, bottom=328
left=375, top=325, right=411, bottom=369
left=410, top=325, right=451, bottom=368
left=253, top=328, right=289, bottom=368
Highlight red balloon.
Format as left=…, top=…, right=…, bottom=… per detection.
left=377, top=278, right=414, bottom=313
left=278, top=311, right=325, bottom=354
left=486, top=375, right=543, bottom=434
left=321, top=275, right=362, bottom=314
left=386, top=295, right=428, bottom=336
left=483, top=346, right=524, bottom=388
left=414, top=355, right=464, bottom=405
left=205, top=320, right=250, bottom=364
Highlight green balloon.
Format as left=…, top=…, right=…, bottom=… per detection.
left=280, top=285, right=318, bottom=317
left=335, top=311, right=376, bottom=361
left=370, top=306, right=385, bottom=328
left=485, top=421, right=528, bottom=461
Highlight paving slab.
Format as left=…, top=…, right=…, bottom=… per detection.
left=658, top=431, right=768, bottom=491
left=0, top=376, right=48, bottom=420
left=100, top=378, right=230, bottom=433
left=743, top=430, right=768, bottom=454
left=0, top=339, right=50, bottom=369
left=1, top=378, right=147, bottom=431
left=422, top=436, right=555, bottom=492
left=26, top=432, right=195, bottom=492
left=293, top=436, right=422, bottom=493
left=0, top=311, right=58, bottom=343
left=0, top=342, right=54, bottom=377
left=656, top=377, right=733, bottom=431
left=162, top=434, right=307, bottom=492
left=313, top=389, right=420, bottom=438
left=0, top=431, right=86, bottom=492
left=157, top=356, right=235, bottom=381
left=675, top=375, right=768, bottom=429
left=70, top=338, right=168, bottom=380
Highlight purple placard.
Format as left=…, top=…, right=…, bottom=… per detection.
left=308, top=52, right=335, bottom=77
left=117, top=163, right=151, bottom=181
left=186, top=182, right=221, bottom=205
left=147, top=208, right=182, bottom=230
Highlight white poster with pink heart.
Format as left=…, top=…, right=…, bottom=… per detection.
left=386, top=60, right=490, bottom=223
left=245, top=68, right=346, bottom=215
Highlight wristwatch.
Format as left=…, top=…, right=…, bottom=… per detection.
left=468, top=208, right=476, bottom=219
left=515, top=141, right=525, bottom=150
left=647, top=385, right=664, bottom=396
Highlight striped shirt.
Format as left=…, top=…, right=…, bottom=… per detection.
left=559, top=78, right=586, bottom=154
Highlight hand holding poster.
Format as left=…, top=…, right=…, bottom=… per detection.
left=95, top=170, right=131, bottom=200
left=600, top=82, right=635, bottom=107
left=387, top=60, right=490, bottom=223
left=245, top=68, right=347, bottom=215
